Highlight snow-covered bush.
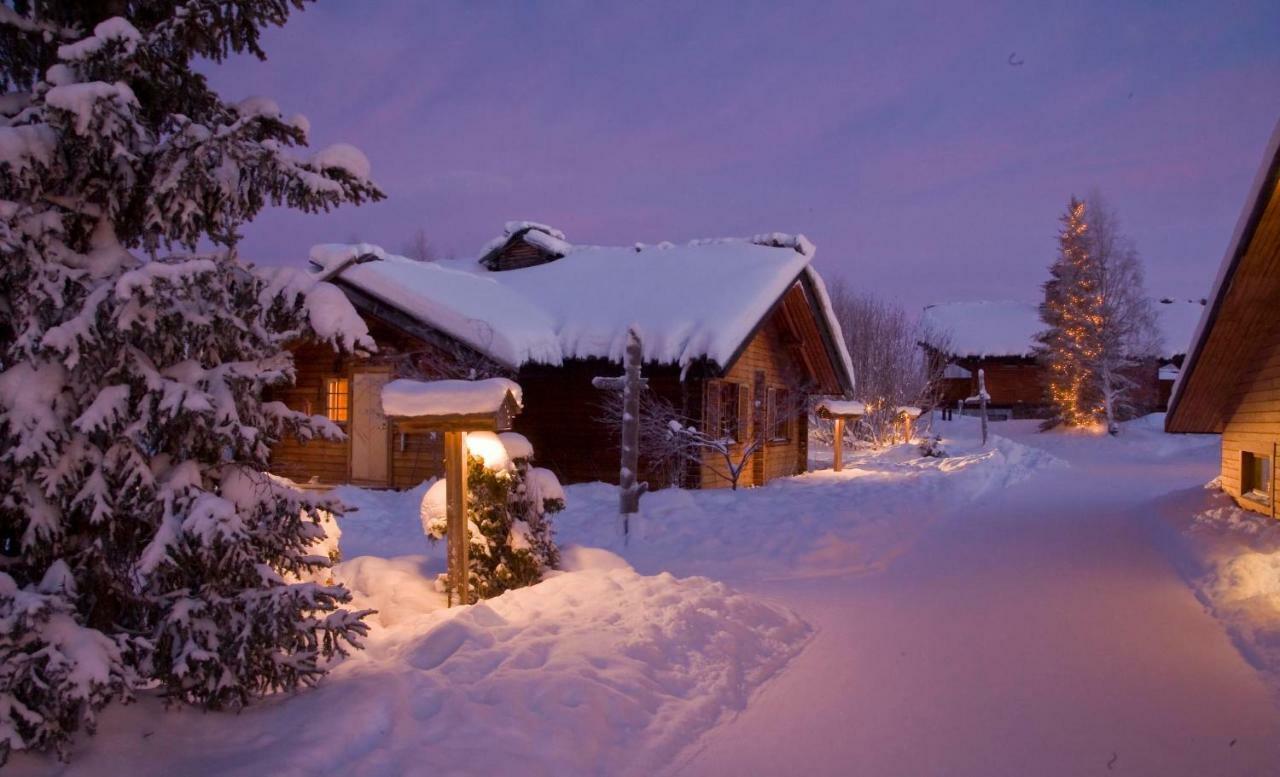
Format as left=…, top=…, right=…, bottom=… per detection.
left=918, top=435, right=947, bottom=458
left=420, top=433, right=562, bottom=602
left=0, top=3, right=381, bottom=761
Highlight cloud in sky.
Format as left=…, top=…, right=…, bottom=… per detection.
left=208, top=0, right=1280, bottom=306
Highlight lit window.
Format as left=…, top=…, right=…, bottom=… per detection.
left=1242, top=451, right=1271, bottom=504
left=325, top=377, right=350, bottom=422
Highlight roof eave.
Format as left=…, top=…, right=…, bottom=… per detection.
left=1166, top=118, right=1280, bottom=433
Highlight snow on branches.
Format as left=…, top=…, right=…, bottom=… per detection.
left=0, top=2, right=382, bottom=762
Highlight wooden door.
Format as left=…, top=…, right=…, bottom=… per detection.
left=351, top=371, right=391, bottom=485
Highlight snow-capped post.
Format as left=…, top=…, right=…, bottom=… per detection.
left=896, top=406, right=923, bottom=443
left=815, top=399, right=867, bottom=472
left=381, top=378, right=523, bottom=606
left=965, top=369, right=990, bottom=446
left=592, top=329, right=649, bottom=540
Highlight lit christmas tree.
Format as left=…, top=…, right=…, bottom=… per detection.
left=1037, top=197, right=1106, bottom=429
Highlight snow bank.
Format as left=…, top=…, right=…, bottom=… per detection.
left=558, top=429, right=1064, bottom=582
left=380, top=377, right=521, bottom=417
left=1155, top=484, right=1280, bottom=694
left=11, top=550, right=810, bottom=777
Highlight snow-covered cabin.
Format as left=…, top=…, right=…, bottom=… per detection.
left=269, top=223, right=855, bottom=490
left=922, top=298, right=1205, bottom=420
left=1167, top=120, right=1280, bottom=517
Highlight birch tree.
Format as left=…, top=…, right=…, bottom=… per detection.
left=824, top=280, right=947, bottom=446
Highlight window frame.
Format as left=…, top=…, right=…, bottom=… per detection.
left=1241, top=450, right=1272, bottom=505
left=766, top=387, right=792, bottom=443
left=705, top=380, right=746, bottom=443
left=324, top=376, right=350, bottom=424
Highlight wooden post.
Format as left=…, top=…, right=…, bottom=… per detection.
left=443, top=430, right=470, bottom=606
left=592, top=329, right=649, bottom=541
left=978, top=368, right=989, bottom=447
left=833, top=417, right=845, bottom=472
left=618, top=331, right=649, bottom=517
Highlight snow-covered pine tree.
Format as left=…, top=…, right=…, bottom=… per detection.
left=1036, top=196, right=1105, bottom=429
left=0, top=2, right=383, bottom=761
left=421, top=434, right=562, bottom=603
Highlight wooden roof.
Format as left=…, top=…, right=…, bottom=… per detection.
left=1166, top=121, right=1280, bottom=433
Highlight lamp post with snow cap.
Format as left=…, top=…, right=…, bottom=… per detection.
left=381, top=378, right=523, bottom=606
left=815, top=398, right=866, bottom=472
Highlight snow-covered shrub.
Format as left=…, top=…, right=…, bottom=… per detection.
left=919, top=435, right=947, bottom=458
left=0, top=4, right=381, bottom=760
left=420, top=433, right=562, bottom=602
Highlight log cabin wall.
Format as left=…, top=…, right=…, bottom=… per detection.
left=1218, top=324, right=1280, bottom=517
left=513, top=360, right=690, bottom=488
left=953, top=356, right=1046, bottom=418
left=268, top=315, right=458, bottom=488
left=699, top=310, right=810, bottom=489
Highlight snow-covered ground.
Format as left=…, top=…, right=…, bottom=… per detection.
left=14, top=415, right=1280, bottom=775
left=1155, top=482, right=1280, bottom=696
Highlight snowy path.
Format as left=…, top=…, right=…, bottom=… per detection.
left=676, top=429, right=1280, bottom=776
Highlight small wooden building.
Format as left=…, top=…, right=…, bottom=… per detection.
left=923, top=299, right=1204, bottom=420
left=1166, top=122, right=1280, bottom=517
left=269, top=224, right=855, bottom=490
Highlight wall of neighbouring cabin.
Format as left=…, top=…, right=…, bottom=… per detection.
left=698, top=311, right=810, bottom=489
left=1218, top=332, right=1280, bottom=517
left=944, top=356, right=1166, bottom=419
left=952, top=357, right=1046, bottom=418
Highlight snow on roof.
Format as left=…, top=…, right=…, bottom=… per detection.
left=316, top=228, right=855, bottom=385
left=380, top=378, right=522, bottom=417
left=922, top=301, right=1043, bottom=358
left=1153, top=298, right=1207, bottom=361
left=815, top=398, right=866, bottom=416
left=923, top=298, right=1205, bottom=360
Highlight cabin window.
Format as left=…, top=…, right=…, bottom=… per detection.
left=1242, top=451, right=1271, bottom=504
left=705, top=380, right=746, bottom=442
left=325, top=377, right=350, bottom=423
left=767, top=387, right=791, bottom=442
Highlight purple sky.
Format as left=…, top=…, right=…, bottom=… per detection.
left=207, top=0, right=1280, bottom=307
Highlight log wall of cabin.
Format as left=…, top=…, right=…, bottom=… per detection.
left=513, top=360, right=690, bottom=488
left=699, top=313, right=809, bottom=489
left=268, top=317, right=452, bottom=488
left=1218, top=329, right=1280, bottom=517
left=953, top=357, right=1045, bottom=415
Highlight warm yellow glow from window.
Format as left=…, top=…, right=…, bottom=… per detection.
left=325, top=377, right=350, bottom=422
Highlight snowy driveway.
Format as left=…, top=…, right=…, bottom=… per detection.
left=676, top=425, right=1280, bottom=776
